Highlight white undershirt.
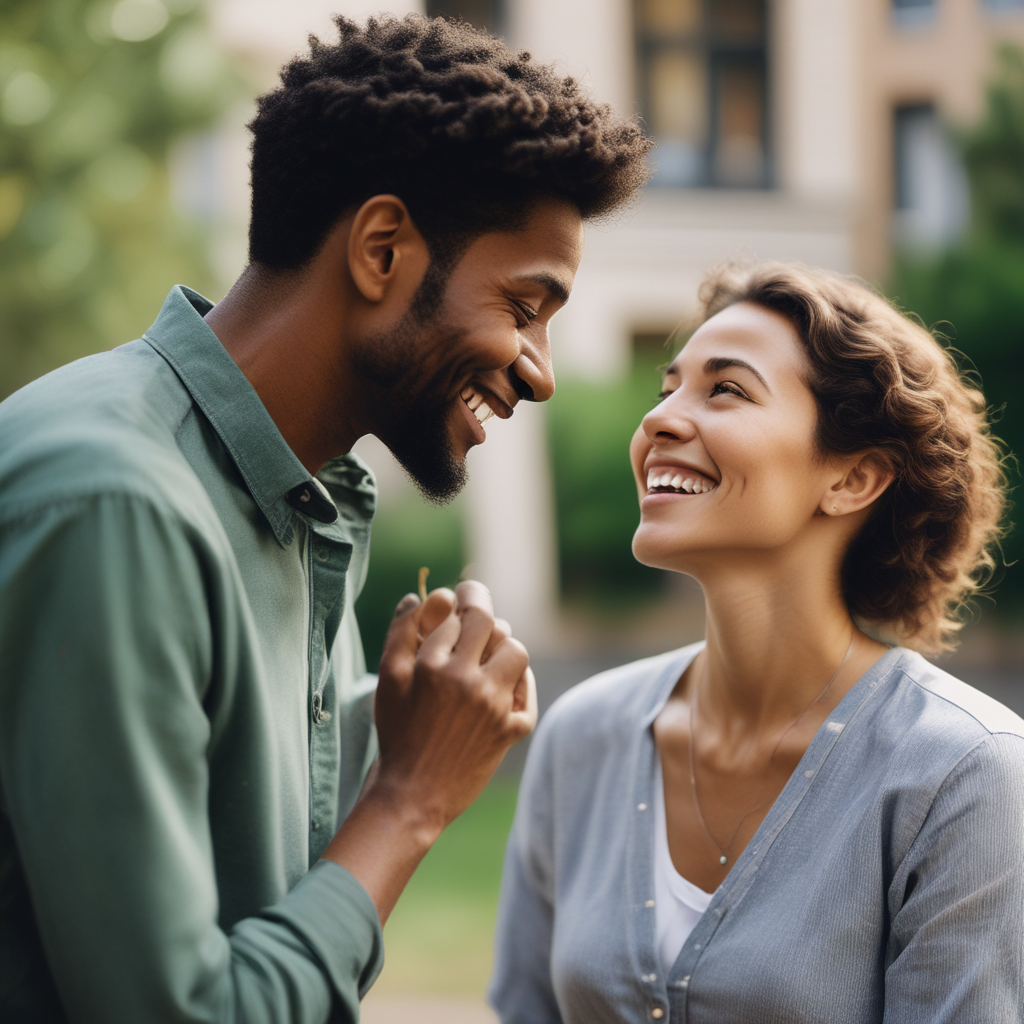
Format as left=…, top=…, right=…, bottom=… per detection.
left=653, top=758, right=716, bottom=978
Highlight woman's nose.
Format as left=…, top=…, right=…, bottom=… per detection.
left=642, top=394, right=698, bottom=444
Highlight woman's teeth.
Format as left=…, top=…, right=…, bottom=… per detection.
left=461, top=387, right=495, bottom=425
left=646, top=468, right=716, bottom=494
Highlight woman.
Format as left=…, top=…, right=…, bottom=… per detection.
left=488, top=263, right=1023, bottom=1023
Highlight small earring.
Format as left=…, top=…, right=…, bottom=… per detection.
left=832, top=504, right=838, bottom=513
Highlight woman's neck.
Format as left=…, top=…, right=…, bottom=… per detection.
left=691, top=548, right=884, bottom=734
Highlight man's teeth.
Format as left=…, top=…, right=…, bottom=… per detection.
left=646, top=468, right=716, bottom=493
left=461, top=387, right=495, bottom=426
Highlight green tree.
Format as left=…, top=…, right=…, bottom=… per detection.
left=0, top=0, right=235, bottom=399
left=890, top=45, right=1024, bottom=606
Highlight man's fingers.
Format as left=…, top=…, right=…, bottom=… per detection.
left=511, top=662, right=533, bottom=714
left=482, top=618, right=511, bottom=663
left=417, top=605, right=464, bottom=663
left=454, top=579, right=494, bottom=619
left=482, top=635, right=530, bottom=690
left=506, top=666, right=538, bottom=739
left=378, top=594, right=422, bottom=693
left=382, top=593, right=420, bottom=655
left=418, top=587, right=456, bottom=639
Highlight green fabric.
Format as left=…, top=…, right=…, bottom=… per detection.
left=0, top=286, right=384, bottom=1022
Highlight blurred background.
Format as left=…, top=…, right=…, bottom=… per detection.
left=4, top=0, right=1024, bottom=1019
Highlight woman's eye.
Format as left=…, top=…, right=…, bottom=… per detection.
left=654, top=389, right=673, bottom=404
left=710, top=381, right=745, bottom=399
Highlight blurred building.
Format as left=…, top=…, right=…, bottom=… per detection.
left=203, top=0, right=1024, bottom=650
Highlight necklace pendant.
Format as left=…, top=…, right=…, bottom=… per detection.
left=719, top=855, right=727, bottom=865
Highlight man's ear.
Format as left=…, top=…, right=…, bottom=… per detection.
left=347, top=194, right=429, bottom=304
left=821, top=453, right=894, bottom=517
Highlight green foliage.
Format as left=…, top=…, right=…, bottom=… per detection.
left=0, top=0, right=235, bottom=399
left=890, top=44, right=1024, bottom=604
left=355, top=496, right=466, bottom=671
left=548, top=350, right=669, bottom=605
left=961, top=45, right=1024, bottom=245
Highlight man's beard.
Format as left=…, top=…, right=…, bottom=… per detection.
left=388, top=381, right=468, bottom=505
left=354, top=309, right=469, bottom=505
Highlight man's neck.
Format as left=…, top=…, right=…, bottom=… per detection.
left=204, top=263, right=362, bottom=475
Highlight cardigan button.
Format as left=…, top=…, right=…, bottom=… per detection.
left=651, top=1009, right=664, bottom=1019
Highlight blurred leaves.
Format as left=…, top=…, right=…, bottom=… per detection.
left=890, top=43, right=1024, bottom=605
left=0, top=0, right=236, bottom=399
left=961, top=44, right=1024, bottom=245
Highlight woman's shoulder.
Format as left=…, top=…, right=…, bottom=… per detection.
left=892, top=649, right=1024, bottom=742
left=536, top=642, right=702, bottom=748
left=874, top=650, right=1024, bottom=791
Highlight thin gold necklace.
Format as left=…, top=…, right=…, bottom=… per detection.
left=688, top=635, right=855, bottom=866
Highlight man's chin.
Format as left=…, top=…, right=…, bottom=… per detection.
left=409, top=460, right=468, bottom=506
left=388, top=438, right=468, bottom=506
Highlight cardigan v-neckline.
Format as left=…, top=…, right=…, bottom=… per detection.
left=628, top=644, right=907, bottom=988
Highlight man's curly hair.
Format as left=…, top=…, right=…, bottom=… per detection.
left=697, top=262, right=1010, bottom=655
left=247, top=13, right=653, bottom=277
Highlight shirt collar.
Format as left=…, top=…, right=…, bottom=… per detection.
left=142, top=285, right=356, bottom=547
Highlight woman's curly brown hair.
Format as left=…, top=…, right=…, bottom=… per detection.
left=698, top=262, right=1009, bottom=655
left=247, top=13, right=652, bottom=271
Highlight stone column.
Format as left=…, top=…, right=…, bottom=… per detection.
left=463, top=402, right=560, bottom=655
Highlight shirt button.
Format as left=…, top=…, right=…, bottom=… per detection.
left=637, top=803, right=648, bottom=811
left=651, top=1008, right=664, bottom=1019
left=311, top=820, right=320, bottom=831
left=804, top=769, right=814, bottom=778
left=316, top=547, right=329, bottom=562
left=645, top=900, right=655, bottom=908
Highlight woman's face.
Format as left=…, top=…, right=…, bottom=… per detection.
left=630, top=301, right=837, bottom=573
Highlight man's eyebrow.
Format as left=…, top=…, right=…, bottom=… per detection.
left=513, top=272, right=571, bottom=306
left=703, top=356, right=771, bottom=393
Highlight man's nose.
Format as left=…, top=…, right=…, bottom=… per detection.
left=509, top=332, right=555, bottom=403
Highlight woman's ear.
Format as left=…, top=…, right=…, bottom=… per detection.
left=822, top=454, right=894, bottom=517
left=347, top=194, right=429, bottom=304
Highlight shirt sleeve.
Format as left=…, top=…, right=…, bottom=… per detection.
left=0, top=493, right=383, bottom=1023
left=488, top=714, right=564, bottom=1024
left=884, top=732, right=1024, bottom=1023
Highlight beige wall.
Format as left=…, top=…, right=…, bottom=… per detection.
left=857, top=0, right=1024, bottom=280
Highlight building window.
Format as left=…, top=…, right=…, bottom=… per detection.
left=892, top=103, right=968, bottom=248
left=891, top=0, right=935, bottom=29
left=426, top=0, right=504, bottom=35
left=637, top=0, right=770, bottom=188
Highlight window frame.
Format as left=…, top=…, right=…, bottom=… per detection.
left=635, top=0, right=773, bottom=189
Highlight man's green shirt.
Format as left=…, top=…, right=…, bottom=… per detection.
left=0, top=287, right=385, bottom=1021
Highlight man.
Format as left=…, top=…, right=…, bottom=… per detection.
left=0, top=14, right=650, bottom=1022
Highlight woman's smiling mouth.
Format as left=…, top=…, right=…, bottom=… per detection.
left=645, top=467, right=718, bottom=495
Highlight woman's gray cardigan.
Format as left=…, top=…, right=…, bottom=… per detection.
left=488, top=644, right=1024, bottom=1023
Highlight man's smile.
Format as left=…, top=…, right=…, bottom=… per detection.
left=461, top=385, right=497, bottom=428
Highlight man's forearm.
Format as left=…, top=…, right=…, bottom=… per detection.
left=321, top=781, right=445, bottom=924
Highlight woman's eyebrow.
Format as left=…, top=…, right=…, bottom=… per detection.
left=703, top=356, right=772, bottom=393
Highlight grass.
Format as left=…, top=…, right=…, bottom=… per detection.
left=371, top=779, right=520, bottom=998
